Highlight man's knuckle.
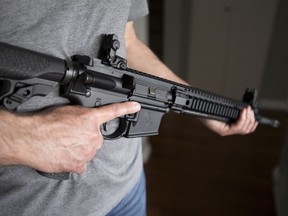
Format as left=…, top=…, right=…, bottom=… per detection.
left=74, top=163, right=86, bottom=173
left=111, top=104, right=121, bottom=117
left=96, top=138, right=103, bottom=150
left=219, top=133, right=226, bottom=137
left=86, top=143, right=98, bottom=158
left=69, top=158, right=85, bottom=172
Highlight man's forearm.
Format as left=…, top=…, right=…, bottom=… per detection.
left=125, top=22, right=187, bottom=85
left=0, top=110, right=23, bottom=166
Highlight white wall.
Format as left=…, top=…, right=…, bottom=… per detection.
left=163, top=0, right=287, bottom=111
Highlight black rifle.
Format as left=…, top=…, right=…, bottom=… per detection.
left=0, top=34, right=279, bottom=180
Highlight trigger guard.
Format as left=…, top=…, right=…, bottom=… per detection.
left=102, top=117, right=128, bottom=139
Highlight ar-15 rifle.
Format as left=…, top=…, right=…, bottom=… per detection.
left=0, top=34, right=279, bottom=180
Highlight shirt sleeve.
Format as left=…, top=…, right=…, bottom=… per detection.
left=128, top=0, right=149, bottom=21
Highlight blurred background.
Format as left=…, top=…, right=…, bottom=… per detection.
left=135, top=0, right=288, bottom=215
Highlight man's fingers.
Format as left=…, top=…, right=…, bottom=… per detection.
left=232, top=107, right=248, bottom=133
left=96, top=102, right=141, bottom=125
left=231, top=106, right=257, bottom=135
left=251, top=122, right=259, bottom=133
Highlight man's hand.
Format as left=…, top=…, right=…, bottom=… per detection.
left=200, top=106, right=258, bottom=136
left=0, top=102, right=141, bottom=173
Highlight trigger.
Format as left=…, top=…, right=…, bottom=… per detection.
left=102, top=123, right=107, bottom=132
left=125, top=112, right=139, bottom=122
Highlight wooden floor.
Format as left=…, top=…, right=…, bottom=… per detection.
left=144, top=110, right=288, bottom=216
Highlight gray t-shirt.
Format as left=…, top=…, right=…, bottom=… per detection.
left=0, top=1, right=148, bottom=215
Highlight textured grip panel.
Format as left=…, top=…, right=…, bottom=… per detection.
left=37, top=171, right=71, bottom=180
left=0, top=42, right=65, bottom=81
